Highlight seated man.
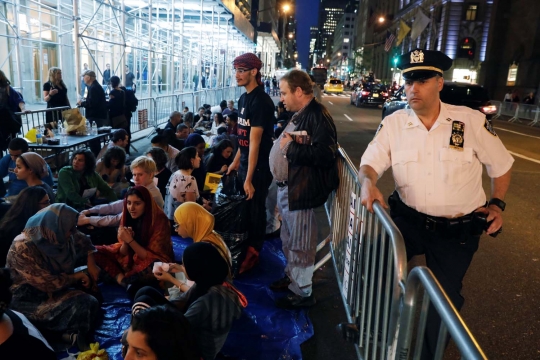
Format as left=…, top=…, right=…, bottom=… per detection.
left=193, top=107, right=207, bottom=124
left=78, top=156, right=164, bottom=229
left=0, top=138, right=54, bottom=197
left=222, top=100, right=237, bottom=117
left=183, top=106, right=189, bottom=114
left=96, top=129, right=129, bottom=161
left=151, top=134, right=180, bottom=172
left=161, top=111, right=184, bottom=151
left=226, top=112, right=238, bottom=136
left=170, top=123, right=190, bottom=150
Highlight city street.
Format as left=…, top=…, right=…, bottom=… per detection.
left=316, top=91, right=540, bottom=359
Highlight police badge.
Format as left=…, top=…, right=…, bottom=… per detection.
left=483, top=118, right=497, bottom=136
left=410, top=50, right=425, bottom=64
left=449, top=121, right=465, bottom=150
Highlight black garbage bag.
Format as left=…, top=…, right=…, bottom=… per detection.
left=213, top=171, right=248, bottom=276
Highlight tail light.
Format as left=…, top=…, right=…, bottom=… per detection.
left=481, top=105, right=497, bottom=114
left=361, top=91, right=369, bottom=96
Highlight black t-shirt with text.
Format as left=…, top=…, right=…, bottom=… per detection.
left=237, top=85, right=275, bottom=170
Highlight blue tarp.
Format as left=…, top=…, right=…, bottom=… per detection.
left=58, top=236, right=313, bottom=359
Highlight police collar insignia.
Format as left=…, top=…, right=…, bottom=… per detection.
left=449, top=121, right=465, bottom=151
left=483, top=118, right=497, bottom=136
left=410, top=50, right=424, bottom=64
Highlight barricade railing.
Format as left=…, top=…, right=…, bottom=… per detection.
left=154, top=95, right=178, bottom=128
left=396, top=266, right=487, bottom=360
left=16, top=106, right=71, bottom=135
left=492, top=101, right=519, bottom=122
left=324, top=147, right=407, bottom=359
left=491, top=100, right=540, bottom=126
left=326, top=147, right=486, bottom=360
left=516, top=103, right=540, bottom=126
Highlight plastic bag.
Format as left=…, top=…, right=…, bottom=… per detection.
left=76, top=342, right=109, bottom=360
left=213, top=172, right=248, bottom=276
left=62, top=108, right=87, bottom=133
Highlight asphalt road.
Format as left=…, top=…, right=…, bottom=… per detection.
left=314, top=91, right=540, bottom=359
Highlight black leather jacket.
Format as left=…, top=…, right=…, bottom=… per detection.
left=286, top=98, right=339, bottom=211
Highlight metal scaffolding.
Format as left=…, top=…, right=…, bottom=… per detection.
left=0, top=0, right=262, bottom=105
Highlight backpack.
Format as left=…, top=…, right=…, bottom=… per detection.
left=124, top=88, right=138, bottom=112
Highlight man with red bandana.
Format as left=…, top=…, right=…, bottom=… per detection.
left=228, top=53, right=275, bottom=272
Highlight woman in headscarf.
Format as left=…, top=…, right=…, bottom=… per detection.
left=6, top=204, right=100, bottom=351
left=184, top=133, right=207, bottom=192
left=13, top=152, right=55, bottom=202
left=132, top=240, right=246, bottom=360
left=93, top=186, right=173, bottom=289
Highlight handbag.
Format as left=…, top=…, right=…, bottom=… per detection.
left=111, top=89, right=128, bottom=128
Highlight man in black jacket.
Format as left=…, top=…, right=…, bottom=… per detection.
left=269, top=69, right=339, bottom=309
left=78, top=70, right=108, bottom=155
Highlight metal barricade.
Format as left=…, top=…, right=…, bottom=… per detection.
left=178, top=92, right=195, bottom=113
left=133, top=97, right=155, bottom=134
left=193, top=90, right=206, bottom=111
left=515, top=103, right=540, bottom=126
left=396, top=266, right=487, bottom=360
left=492, top=101, right=519, bottom=122
left=154, top=95, right=179, bottom=128
left=324, top=147, right=408, bottom=359
left=16, top=106, right=71, bottom=135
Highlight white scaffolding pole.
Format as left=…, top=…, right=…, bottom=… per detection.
left=74, top=0, right=82, bottom=97
left=148, top=0, right=152, bottom=98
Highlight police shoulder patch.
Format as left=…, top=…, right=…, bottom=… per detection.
left=374, top=122, right=384, bottom=137
left=483, top=118, right=497, bottom=136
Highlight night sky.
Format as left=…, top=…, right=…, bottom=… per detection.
left=295, top=0, right=319, bottom=69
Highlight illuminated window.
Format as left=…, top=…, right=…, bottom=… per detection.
left=465, top=4, right=478, bottom=21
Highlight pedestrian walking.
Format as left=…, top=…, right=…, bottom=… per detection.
left=124, top=65, right=136, bottom=93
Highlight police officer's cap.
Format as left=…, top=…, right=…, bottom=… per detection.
left=398, top=49, right=453, bottom=80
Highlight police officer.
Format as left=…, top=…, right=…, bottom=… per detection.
left=359, top=49, right=513, bottom=358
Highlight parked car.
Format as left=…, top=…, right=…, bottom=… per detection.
left=350, top=84, right=389, bottom=107
left=324, top=79, right=344, bottom=94
left=382, top=81, right=498, bottom=120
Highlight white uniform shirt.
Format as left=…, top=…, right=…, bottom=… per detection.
left=360, top=102, right=514, bottom=217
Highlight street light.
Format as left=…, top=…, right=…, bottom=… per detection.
left=338, top=52, right=341, bottom=57
left=288, top=33, right=293, bottom=39
left=378, top=16, right=385, bottom=23
left=283, top=4, right=291, bottom=13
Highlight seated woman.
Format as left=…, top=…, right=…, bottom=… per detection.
left=122, top=305, right=200, bottom=360
left=6, top=204, right=101, bottom=351
left=0, top=268, right=56, bottom=359
left=0, top=186, right=50, bottom=267
left=56, top=149, right=117, bottom=211
left=96, top=146, right=128, bottom=196
left=13, top=152, right=55, bottom=202
left=146, top=147, right=172, bottom=200
left=184, top=134, right=208, bottom=192
left=210, top=112, right=226, bottom=135
left=204, top=139, right=234, bottom=175
left=94, top=186, right=173, bottom=291
left=164, top=147, right=211, bottom=220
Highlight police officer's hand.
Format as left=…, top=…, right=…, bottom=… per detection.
left=360, top=179, right=388, bottom=213
left=244, top=180, right=255, bottom=200
left=477, top=205, right=503, bottom=235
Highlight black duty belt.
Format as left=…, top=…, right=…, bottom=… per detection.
left=388, top=191, right=474, bottom=232
left=276, top=181, right=288, bottom=188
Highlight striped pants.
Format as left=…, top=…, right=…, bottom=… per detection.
left=277, top=186, right=318, bottom=297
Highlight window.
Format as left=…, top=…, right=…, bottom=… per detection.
left=465, top=4, right=478, bottom=21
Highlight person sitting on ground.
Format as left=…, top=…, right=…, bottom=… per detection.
left=164, top=147, right=211, bottom=221
left=210, top=112, right=226, bottom=135
left=93, top=186, right=173, bottom=292
left=226, top=112, right=239, bottom=136
left=96, top=146, right=128, bottom=196
left=0, top=268, right=56, bottom=359
left=175, top=123, right=190, bottom=147
left=221, top=100, right=237, bottom=117
left=78, top=155, right=164, bottom=229
left=184, top=134, right=208, bottom=192
left=193, top=107, right=206, bottom=124
left=7, top=204, right=101, bottom=351
left=151, top=134, right=180, bottom=173
left=205, top=139, right=234, bottom=175
left=56, top=149, right=117, bottom=211
left=13, top=152, right=55, bottom=203
left=146, top=147, right=172, bottom=200
left=0, top=138, right=54, bottom=197
left=122, top=305, right=201, bottom=360
left=132, top=240, right=245, bottom=360
left=0, top=186, right=49, bottom=267
left=162, top=111, right=184, bottom=150
left=183, top=106, right=189, bottom=114
left=183, top=111, right=195, bottom=132
left=96, top=128, right=129, bottom=161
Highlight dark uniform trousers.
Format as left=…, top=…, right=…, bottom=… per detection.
left=390, top=201, right=480, bottom=359
left=238, top=165, right=273, bottom=254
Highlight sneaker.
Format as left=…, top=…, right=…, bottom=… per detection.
left=269, top=276, right=291, bottom=292
left=275, top=293, right=316, bottom=309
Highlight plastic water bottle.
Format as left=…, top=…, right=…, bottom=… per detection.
left=92, top=121, right=97, bottom=135
left=85, top=119, right=90, bottom=135
left=36, top=127, right=43, bottom=145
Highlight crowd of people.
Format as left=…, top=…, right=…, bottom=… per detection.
left=0, top=52, right=343, bottom=360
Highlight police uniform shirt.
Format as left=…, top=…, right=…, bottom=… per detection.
left=360, top=102, right=514, bottom=218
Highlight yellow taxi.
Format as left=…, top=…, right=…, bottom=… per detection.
left=323, top=78, right=344, bottom=94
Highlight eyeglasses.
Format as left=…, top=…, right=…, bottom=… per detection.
left=233, top=68, right=253, bottom=74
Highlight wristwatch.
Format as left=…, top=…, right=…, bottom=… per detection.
left=488, top=198, right=506, bottom=211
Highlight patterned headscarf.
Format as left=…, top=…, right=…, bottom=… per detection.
left=24, top=203, right=78, bottom=274
left=233, top=53, right=263, bottom=86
